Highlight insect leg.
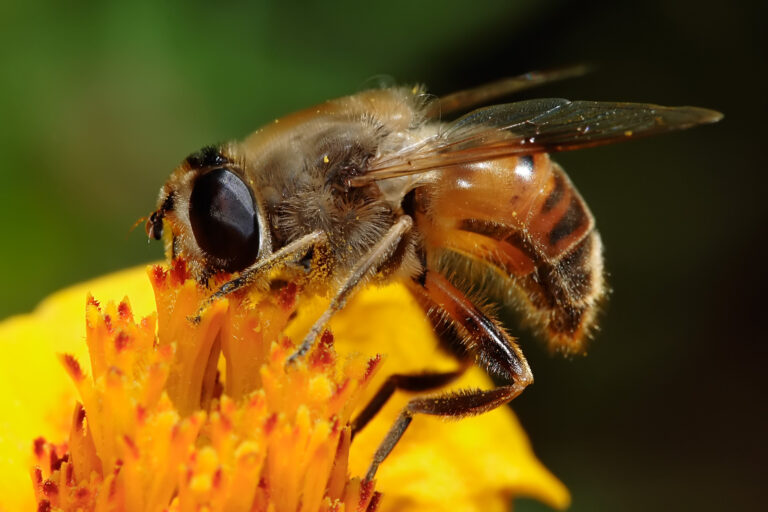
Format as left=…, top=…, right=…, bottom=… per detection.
left=363, top=270, right=532, bottom=481
left=364, top=379, right=530, bottom=482
left=351, top=365, right=468, bottom=438
left=287, top=215, right=414, bottom=364
left=408, top=270, right=531, bottom=382
left=191, top=230, right=327, bottom=322
left=351, top=313, right=474, bottom=437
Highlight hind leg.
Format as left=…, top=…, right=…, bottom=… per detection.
left=364, top=270, right=532, bottom=481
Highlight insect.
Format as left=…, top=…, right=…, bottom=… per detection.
left=146, top=68, right=721, bottom=480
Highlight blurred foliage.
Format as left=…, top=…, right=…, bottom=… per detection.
left=0, top=0, right=765, bottom=511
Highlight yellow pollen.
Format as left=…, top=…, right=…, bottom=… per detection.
left=29, top=261, right=384, bottom=512
left=1, top=261, right=570, bottom=511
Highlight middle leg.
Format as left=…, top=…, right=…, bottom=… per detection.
left=351, top=315, right=475, bottom=437
left=351, top=365, right=470, bottom=438
left=288, top=215, right=414, bottom=363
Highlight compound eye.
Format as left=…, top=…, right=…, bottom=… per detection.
left=189, top=168, right=260, bottom=272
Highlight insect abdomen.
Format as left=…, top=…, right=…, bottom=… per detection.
left=416, top=154, right=604, bottom=354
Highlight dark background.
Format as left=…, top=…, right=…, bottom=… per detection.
left=1, top=0, right=765, bottom=510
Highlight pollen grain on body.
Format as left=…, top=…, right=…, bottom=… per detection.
left=31, top=260, right=383, bottom=512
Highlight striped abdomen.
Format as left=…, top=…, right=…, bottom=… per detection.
left=415, top=153, right=604, bottom=354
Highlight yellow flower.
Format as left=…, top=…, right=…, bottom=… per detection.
left=0, top=262, right=569, bottom=511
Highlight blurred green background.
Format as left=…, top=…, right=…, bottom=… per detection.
left=1, top=0, right=765, bottom=510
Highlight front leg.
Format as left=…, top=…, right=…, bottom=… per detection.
left=191, top=230, right=327, bottom=322
left=287, top=215, right=414, bottom=363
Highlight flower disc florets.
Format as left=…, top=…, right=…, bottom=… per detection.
left=33, top=260, right=383, bottom=512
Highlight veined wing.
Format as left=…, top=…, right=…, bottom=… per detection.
left=425, top=65, right=589, bottom=118
left=352, top=99, right=722, bottom=185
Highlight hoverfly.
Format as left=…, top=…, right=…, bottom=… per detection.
left=146, top=68, right=721, bottom=480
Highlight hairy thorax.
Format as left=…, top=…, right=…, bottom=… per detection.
left=224, top=89, right=430, bottom=283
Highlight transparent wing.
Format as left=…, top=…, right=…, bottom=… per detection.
left=353, top=99, right=722, bottom=185
left=425, top=65, right=590, bottom=118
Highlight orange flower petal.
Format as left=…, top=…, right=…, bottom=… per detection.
left=0, top=264, right=569, bottom=511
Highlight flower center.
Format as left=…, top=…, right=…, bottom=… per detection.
left=31, top=259, right=383, bottom=512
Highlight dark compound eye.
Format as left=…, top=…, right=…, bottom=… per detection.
left=189, top=168, right=260, bottom=272
left=146, top=211, right=164, bottom=240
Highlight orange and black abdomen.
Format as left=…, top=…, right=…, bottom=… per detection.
left=415, top=154, right=605, bottom=354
